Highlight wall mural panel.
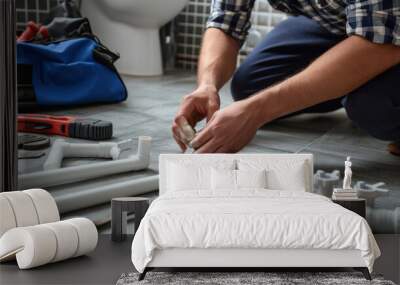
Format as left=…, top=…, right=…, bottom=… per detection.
left=14, top=0, right=400, bottom=233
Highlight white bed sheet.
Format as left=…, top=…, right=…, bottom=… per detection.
left=131, top=190, right=380, bottom=273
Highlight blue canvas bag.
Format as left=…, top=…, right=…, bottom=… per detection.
left=17, top=37, right=127, bottom=107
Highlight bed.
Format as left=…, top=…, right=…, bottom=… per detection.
left=131, top=154, right=380, bottom=280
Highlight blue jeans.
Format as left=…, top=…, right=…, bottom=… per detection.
left=231, top=16, right=400, bottom=141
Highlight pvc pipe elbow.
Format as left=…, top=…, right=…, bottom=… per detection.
left=43, top=139, right=66, bottom=170
left=19, top=136, right=154, bottom=189
left=44, top=140, right=121, bottom=170
left=136, top=136, right=151, bottom=165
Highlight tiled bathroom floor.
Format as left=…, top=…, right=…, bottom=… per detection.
left=18, top=70, right=400, bottom=233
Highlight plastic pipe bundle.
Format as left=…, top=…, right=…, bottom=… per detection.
left=18, top=136, right=152, bottom=189
left=354, top=181, right=399, bottom=232
left=366, top=206, right=400, bottom=233
left=313, top=170, right=340, bottom=197
left=354, top=181, right=390, bottom=206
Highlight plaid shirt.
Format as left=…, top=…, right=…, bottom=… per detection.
left=206, top=0, right=400, bottom=46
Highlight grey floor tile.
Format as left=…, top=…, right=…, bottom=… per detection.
left=269, top=110, right=348, bottom=133
left=311, top=119, right=389, bottom=151
left=134, top=102, right=179, bottom=123
left=307, top=133, right=399, bottom=168
left=111, top=118, right=172, bottom=142
left=122, top=70, right=195, bottom=86
left=250, top=126, right=321, bottom=153
left=115, top=93, right=170, bottom=110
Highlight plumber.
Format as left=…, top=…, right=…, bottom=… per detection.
left=172, top=0, right=400, bottom=154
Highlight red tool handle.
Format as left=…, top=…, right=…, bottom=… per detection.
left=18, top=114, right=76, bottom=137
left=17, top=21, right=39, bottom=42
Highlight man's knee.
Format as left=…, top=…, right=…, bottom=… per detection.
left=343, top=92, right=400, bottom=141
left=230, top=60, right=280, bottom=102
left=230, top=63, right=254, bottom=101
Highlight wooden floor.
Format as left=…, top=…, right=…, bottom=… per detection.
left=18, top=71, right=400, bottom=234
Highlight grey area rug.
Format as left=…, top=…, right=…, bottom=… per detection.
left=116, top=272, right=395, bottom=285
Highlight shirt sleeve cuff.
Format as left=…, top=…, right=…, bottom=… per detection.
left=346, top=5, right=400, bottom=46
left=205, top=22, right=247, bottom=44
left=206, top=13, right=251, bottom=45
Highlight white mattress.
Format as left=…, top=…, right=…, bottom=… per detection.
left=131, top=190, right=380, bottom=273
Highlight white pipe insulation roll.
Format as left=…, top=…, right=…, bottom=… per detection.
left=43, top=139, right=121, bottom=170
left=0, top=218, right=98, bottom=269
left=1, top=191, right=39, bottom=227
left=0, top=196, right=16, bottom=237
left=18, top=136, right=152, bottom=189
left=23, top=189, right=60, bottom=224
left=0, top=189, right=59, bottom=237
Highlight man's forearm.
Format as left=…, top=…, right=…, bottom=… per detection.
left=197, top=28, right=240, bottom=91
left=249, top=35, right=400, bottom=126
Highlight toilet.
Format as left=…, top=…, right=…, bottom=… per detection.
left=81, top=0, right=188, bottom=76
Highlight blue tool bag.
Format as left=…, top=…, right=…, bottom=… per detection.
left=17, top=37, right=127, bottom=108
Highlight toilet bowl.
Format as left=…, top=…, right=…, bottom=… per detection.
left=81, top=0, right=188, bottom=76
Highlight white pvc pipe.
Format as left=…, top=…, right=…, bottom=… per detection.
left=44, top=139, right=121, bottom=170
left=55, top=175, right=159, bottom=213
left=18, top=136, right=152, bottom=189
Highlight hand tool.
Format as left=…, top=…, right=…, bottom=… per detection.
left=18, top=114, right=113, bottom=140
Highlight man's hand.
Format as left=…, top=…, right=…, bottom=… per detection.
left=172, top=85, right=220, bottom=151
left=190, top=99, right=261, bottom=153
left=171, top=28, right=240, bottom=152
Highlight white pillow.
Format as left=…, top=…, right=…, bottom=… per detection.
left=211, top=168, right=267, bottom=191
left=238, top=159, right=307, bottom=191
left=167, top=160, right=235, bottom=192
left=236, top=169, right=267, bottom=189
left=167, top=163, right=208, bottom=191
left=211, top=168, right=236, bottom=190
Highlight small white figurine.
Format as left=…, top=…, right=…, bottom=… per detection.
left=342, top=156, right=352, bottom=190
